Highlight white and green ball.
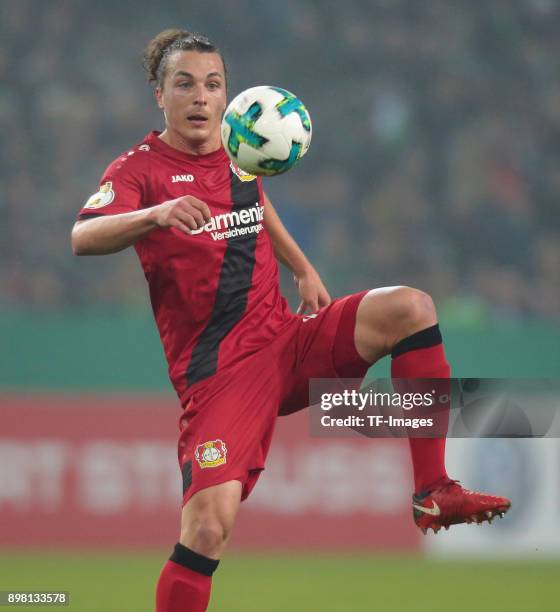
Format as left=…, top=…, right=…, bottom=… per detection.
left=221, top=85, right=312, bottom=176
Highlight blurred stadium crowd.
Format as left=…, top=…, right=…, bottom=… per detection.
left=1, top=0, right=559, bottom=321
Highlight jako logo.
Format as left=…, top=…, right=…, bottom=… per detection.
left=172, top=174, right=195, bottom=183
left=191, top=202, right=265, bottom=241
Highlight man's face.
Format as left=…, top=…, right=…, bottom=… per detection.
left=156, top=51, right=227, bottom=151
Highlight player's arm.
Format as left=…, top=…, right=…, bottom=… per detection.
left=71, top=196, right=211, bottom=255
left=263, top=192, right=331, bottom=313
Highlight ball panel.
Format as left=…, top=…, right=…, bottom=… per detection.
left=258, top=140, right=303, bottom=175
left=221, top=85, right=312, bottom=176
left=236, top=143, right=270, bottom=175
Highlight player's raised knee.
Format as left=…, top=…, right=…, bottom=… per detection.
left=180, top=518, right=227, bottom=558
left=390, top=286, right=437, bottom=328
left=405, top=287, right=436, bottom=322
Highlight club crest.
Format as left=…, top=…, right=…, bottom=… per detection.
left=229, top=161, right=257, bottom=182
left=195, top=439, right=227, bottom=469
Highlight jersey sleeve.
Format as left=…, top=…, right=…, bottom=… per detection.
left=78, top=155, right=144, bottom=220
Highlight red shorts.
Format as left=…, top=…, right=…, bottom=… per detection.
left=177, top=291, right=370, bottom=506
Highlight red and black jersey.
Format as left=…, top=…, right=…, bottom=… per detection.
left=79, top=131, right=293, bottom=405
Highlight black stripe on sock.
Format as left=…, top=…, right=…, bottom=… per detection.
left=186, top=171, right=260, bottom=386
left=391, top=324, right=442, bottom=358
left=169, top=543, right=220, bottom=577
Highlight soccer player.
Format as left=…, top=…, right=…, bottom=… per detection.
left=72, top=29, right=511, bottom=612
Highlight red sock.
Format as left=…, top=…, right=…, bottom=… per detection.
left=156, top=543, right=219, bottom=612
left=391, top=325, right=450, bottom=494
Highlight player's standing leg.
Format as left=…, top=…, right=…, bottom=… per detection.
left=353, top=286, right=511, bottom=532
left=156, top=338, right=284, bottom=612
left=156, top=481, right=241, bottom=612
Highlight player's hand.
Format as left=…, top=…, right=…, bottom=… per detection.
left=152, top=195, right=212, bottom=234
left=295, top=267, right=331, bottom=315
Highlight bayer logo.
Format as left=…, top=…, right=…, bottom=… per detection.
left=202, top=447, right=221, bottom=462
left=195, top=439, right=227, bottom=468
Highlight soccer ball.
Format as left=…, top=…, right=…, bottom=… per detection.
left=221, top=85, right=312, bottom=176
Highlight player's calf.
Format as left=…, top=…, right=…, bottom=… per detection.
left=156, top=543, right=218, bottom=612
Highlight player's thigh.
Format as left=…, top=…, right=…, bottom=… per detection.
left=180, top=480, right=242, bottom=554
left=279, top=292, right=370, bottom=415
left=354, top=286, right=437, bottom=363
left=177, top=348, right=285, bottom=533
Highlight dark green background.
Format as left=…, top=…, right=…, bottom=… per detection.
left=2, top=311, right=558, bottom=391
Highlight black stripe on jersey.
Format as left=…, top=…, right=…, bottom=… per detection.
left=185, top=172, right=260, bottom=387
